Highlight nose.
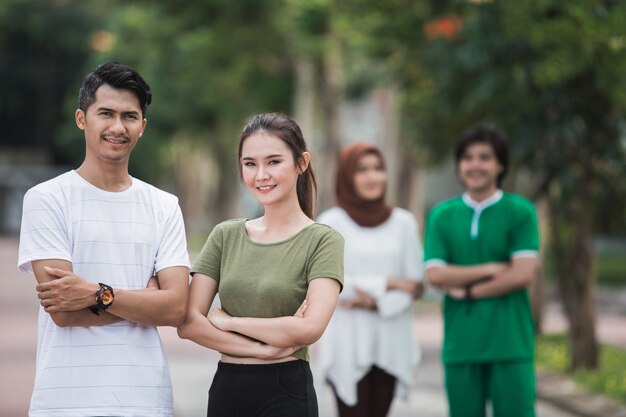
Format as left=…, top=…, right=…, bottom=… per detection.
left=109, top=115, right=126, bottom=134
left=256, top=165, right=270, bottom=181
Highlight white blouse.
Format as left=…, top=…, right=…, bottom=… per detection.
left=315, top=207, right=423, bottom=406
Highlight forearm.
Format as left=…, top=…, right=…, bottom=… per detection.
left=107, top=286, right=186, bottom=327
left=229, top=315, right=319, bottom=348
left=387, top=277, right=422, bottom=297
left=426, top=263, right=504, bottom=288
left=49, top=309, right=123, bottom=327
left=472, top=258, right=538, bottom=298
left=178, top=313, right=277, bottom=359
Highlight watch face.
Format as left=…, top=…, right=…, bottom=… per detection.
left=100, top=289, right=114, bottom=306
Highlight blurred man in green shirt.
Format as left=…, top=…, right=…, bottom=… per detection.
left=424, top=126, right=540, bottom=417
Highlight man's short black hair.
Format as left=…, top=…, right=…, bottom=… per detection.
left=78, top=61, right=152, bottom=116
left=455, top=125, right=509, bottom=187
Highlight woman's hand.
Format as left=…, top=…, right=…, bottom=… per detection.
left=340, top=287, right=376, bottom=310
left=208, top=308, right=233, bottom=331
left=259, top=344, right=304, bottom=360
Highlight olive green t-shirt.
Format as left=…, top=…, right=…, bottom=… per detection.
left=192, top=218, right=344, bottom=361
left=424, top=192, right=540, bottom=365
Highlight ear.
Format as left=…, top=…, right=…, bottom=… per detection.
left=75, top=109, right=86, bottom=130
left=297, top=152, right=311, bottom=174
left=140, top=118, right=147, bottom=138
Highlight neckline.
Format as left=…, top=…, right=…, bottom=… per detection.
left=71, top=170, right=135, bottom=197
left=462, top=190, right=503, bottom=211
left=241, top=219, right=318, bottom=246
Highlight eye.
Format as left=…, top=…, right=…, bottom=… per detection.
left=268, top=159, right=281, bottom=165
left=125, top=113, right=139, bottom=120
left=243, top=161, right=256, bottom=167
left=99, top=110, right=112, bottom=116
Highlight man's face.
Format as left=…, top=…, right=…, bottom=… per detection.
left=458, top=142, right=503, bottom=195
left=75, top=84, right=146, bottom=165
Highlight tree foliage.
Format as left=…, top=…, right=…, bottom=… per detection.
left=337, top=0, right=626, bottom=369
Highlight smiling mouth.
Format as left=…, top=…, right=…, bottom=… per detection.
left=257, top=185, right=276, bottom=192
left=102, top=136, right=129, bottom=145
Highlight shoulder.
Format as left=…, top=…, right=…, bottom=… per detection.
left=308, top=222, right=345, bottom=244
left=501, top=193, right=537, bottom=215
left=427, top=196, right=464, bottom=220
left=24, top=171, right=75, bottom=206
left=132, top=177, right=179, bottom=206
left=212, top=218, right=246, bottom=235
left=317, top=207, right=348, bottom=226
left=390, top=207, right=417, bottom=225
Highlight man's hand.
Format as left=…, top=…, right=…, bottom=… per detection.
left=340, top=287, right=376, bottom=310
left=36, top=267, right=99, bottom=313
left=446, top=287, right=466, bottom=300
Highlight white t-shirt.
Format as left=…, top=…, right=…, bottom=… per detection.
left=18, top=170, right=190, bottom=417
left=315, top=207, right=423, bottom=406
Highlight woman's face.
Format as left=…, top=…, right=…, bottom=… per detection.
left=240, top=131, right=308, bottom=209
left=353, top=152, right=387, bottom=201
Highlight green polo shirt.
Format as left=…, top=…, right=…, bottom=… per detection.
left=192, top=218, right=344, bottom=361
left=424, top=191, right=540, bottom=364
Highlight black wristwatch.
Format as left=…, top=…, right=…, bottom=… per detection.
left=89, top=283, right=115, bottom=315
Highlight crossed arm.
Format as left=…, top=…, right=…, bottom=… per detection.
left=425, top=257, right=539, bottom=299
left=33, top=259, right=189, bottom=327
left=177, top=273, right=341, bottom=358
left=340, top=277, right=423, bottom=310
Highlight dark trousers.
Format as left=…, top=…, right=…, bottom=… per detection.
left=207, top=360, right=318, bottom=417
left=333, top=366, right=397, bottom=417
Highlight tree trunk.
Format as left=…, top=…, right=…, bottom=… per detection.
left=317, top=28, right=343, bottom=213
left=548, top=183, right=598, bottom=370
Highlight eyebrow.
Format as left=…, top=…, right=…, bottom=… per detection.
left=96, top=107, right=140, bottom=116
left=241, top=154, right=286, bottom=160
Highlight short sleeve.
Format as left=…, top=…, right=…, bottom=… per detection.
left=423, top=208, right=449, bottom=267
left=510, top=202, right=540, bottom=256
left=307, top=227, right=344, bottom=290
left=18, top=189, right=71, bottom=274
left=191, top=224, right=224, bottom=282
left=154, top=203, right=191, bottom=273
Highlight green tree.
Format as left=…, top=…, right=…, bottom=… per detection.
left=0, top=0, right=105, bottom=158
left=54, top=1, right=295, bottom=234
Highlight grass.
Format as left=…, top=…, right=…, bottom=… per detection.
left=543, top=251, right=626, bottom=286
left=596, top=253, right=626, bottom=286
left=536, top=334, right=626, bottom=405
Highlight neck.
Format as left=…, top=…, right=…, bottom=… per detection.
left=466, top=187, right=499, bottom=203
left=261, top=196, right=311, bottom=228
left=76, top=158, right=132, bottom=192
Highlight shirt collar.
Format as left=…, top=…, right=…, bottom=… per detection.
left=462, top=189, right=503, bottom=211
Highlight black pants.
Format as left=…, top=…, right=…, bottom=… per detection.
left=333, top=366, right=397, bottom=417
left=207, top=360, right=318, bottom=417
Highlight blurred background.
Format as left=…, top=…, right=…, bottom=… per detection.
left=1, top=0, right=625, bottom=415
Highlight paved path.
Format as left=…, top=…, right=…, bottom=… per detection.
left=1, top=236, right=622, bottom=417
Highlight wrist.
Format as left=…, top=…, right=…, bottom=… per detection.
left=465, top=284, right=474, bottom=301
left=89, top=283, right=115, bottom=315
left=226, top=316, right=237, bottom=332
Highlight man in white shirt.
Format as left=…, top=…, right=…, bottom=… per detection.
left=18, top=61, right=190, bottom=417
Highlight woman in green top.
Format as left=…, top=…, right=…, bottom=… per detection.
left=178, top=113, right=344, bottom=417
